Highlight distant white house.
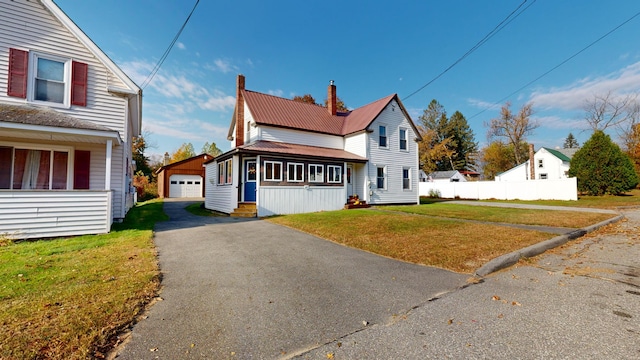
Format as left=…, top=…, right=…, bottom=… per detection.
left=496, top=147, right=574, bottom=181
left=420, top=170, right=467, bottom=182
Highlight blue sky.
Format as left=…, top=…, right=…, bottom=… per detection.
left=54, top=0, right=640, bottom=161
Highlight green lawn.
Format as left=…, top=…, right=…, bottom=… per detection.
left=477, top=188, right=640, bottom=209
left=0, top=200, right=167, bottom=360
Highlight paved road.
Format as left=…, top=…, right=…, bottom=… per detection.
left=301, top=208, right=640, bottom=359
left=114, top=200, right=470, bottom=359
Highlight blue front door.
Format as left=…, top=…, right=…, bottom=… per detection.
left=244, top=160, right=257, bottom=202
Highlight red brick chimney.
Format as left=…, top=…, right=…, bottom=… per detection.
left=328, top=80, right=336, bottom=115
left=529, top=143, right=535, bottom=180
left=235, top=74, right=245, bottom=148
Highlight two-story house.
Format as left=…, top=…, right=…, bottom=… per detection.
left=0, top=0, right=142, bottom=239
left=495, top=147, right=574, bottom=181
left=204, top=75, right=421, bottom=217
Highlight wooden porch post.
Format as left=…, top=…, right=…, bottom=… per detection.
left=105, top=139, right=112, bottom=190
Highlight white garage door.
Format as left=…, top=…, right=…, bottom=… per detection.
left=169, top=174, right=203, bottom=198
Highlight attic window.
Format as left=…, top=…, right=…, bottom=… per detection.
left=538, top=159, right=544, bottom=168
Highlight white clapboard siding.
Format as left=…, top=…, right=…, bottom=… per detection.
left=259, top=126, right=344, bottom=149
left=367, top=99, right=420, bottom=205
left=258, top=186, right=346, bottom=217
left=344, top=132, right=367, bottom=158
left=0, top=191, right=111, bottom=239
left=204, top=161, right=236, bottom=214
left=0, top=0, right=135, bottom=220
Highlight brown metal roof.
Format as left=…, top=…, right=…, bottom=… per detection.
left=243, top=90, right=400, bottom=136
left=235, top=140, right=367, bottom=162
left=341, top=94, right=395, bottom=135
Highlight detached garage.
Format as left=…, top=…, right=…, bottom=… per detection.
left=156, top=153, right=212, bottom=198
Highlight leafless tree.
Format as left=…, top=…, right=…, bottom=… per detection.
left=486, top=102, right=538, bottom=164
left=583, top=91, right=639, bottom=132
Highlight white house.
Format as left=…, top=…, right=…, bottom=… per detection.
left=205, top=75, right=421, bottom=217
left=0, top=0, right=142, bottom=239
left=496, top=147, right=572, bottom=181
left=422, top=170, right=467, bottom=182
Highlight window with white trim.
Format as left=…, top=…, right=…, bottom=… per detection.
left=538, top=159, right=544, bottom=168
left=225, top=159, right=232, bottom=184
left=287, top=163, right=304, bottom=182
left=7, top=48, right=88, bottom=107
left=379, top=125, right=387, bottom=148
left=0, top=145, right=70, bottom=190
left=264, top=161, right=282, bottom=181
left=217, top=162, right=225, bottom=185
left=399, top=128, right=408, bottom=151
left=376, top=166, right=386, bottom=189
left=308, top=164, right=324, bottom=183
left=539, top=173, right=548, bottom=180
left=402, top=167, right=411, bottom=190
left=327, top=165, right=342, bottom=183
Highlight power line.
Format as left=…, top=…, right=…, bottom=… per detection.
left=469, top=9, right=640, bottom=120
left=403, top=0, right=535, bottom=101
left=141, top=0, right=200, bottom=89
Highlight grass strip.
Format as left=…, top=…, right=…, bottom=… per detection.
left=383, top=203, right=615, bottom=228
left=0, top=200, right=167, bottom=359
left=267, top=209, right=552, bottom=274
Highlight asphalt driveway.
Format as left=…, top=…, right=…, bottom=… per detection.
left=115, top=200, right=470, bottom=359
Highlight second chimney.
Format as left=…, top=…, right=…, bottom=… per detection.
left=235, top=74, right=246, bottom=148
left=529, top=143, right=535, bottom=180
left=328, top=80, right=336, bottom=115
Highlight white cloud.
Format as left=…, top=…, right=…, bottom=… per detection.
left=530, top=61, right=640, bottom=111
left=204, top=59, right=238, bottom=74
left=199, top=90, right=236, bottom=111
left=268, top=89, right=284, bottom=97
left=467, top=98, right=499, bottom=110
left=176, top=42, right=186, bottom=50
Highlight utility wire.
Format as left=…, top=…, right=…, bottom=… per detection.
left=140, top=0, right=200, bottom=89
left=403, top=0, right=534, bottom=101
left=468, top=8, right=640, bottom=120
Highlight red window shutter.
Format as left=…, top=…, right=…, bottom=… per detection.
left=71, top=61, right=88, bottom=106
left=7, top=48, right=28, bottom=98
left=74, top=150, right=91, bottom=189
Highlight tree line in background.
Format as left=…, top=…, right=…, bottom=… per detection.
left=132, top=133, right=223, bottom=201
left=418, top=92, right=639, bottom=195
left=131, top=90, right=640, bottom=202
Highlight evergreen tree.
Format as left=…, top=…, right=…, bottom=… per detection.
left=418, top=100, right=478, bottom=172
left=563, top=133, right=579, bottom=148
left=568, top=130, right=638, bottom=195
left=132, top=134, right=152, bottom=177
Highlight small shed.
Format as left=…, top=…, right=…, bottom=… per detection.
left=156, top=153, right=212, bottom=198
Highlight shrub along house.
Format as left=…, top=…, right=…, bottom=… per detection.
left=0, top=0, right=142, bottom=239
left=204, top=75, right=421, bottom=217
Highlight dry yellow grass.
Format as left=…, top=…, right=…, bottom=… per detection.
left=268, top=210, right=552, bottom=273
left=384, top=203, right=615, bottom=228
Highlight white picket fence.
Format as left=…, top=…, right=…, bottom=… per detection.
left=419, top=178, right=578, bottom=201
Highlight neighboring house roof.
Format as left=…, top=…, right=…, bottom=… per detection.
left=428, top=170, right=460, bottom=179
left=236, top=90, right=421, bottom=139
left=555, top=147, right=579, bottom=160
left=542, top=147, right=572, bottom=162
left=215, top=140, right=368, bottom=163
left=0, top=103, right=122, bottom=144
left=40, top=0, right=142, bottom=135
left=156, top=153, right=213, bottom=174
